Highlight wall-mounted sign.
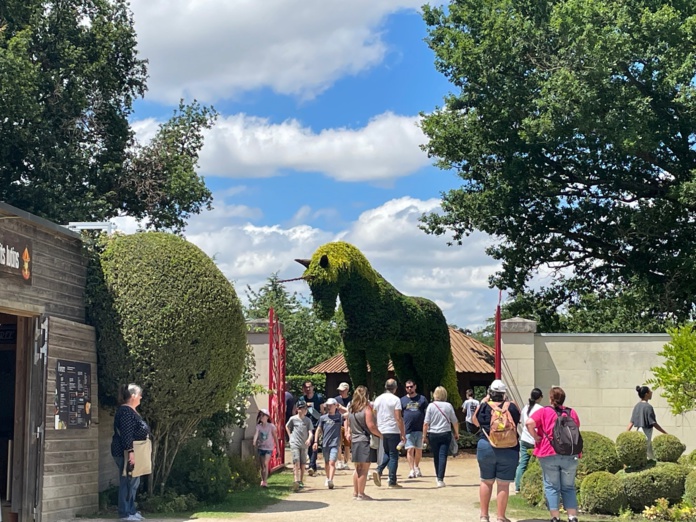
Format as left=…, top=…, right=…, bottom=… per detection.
left=55, top=360, right=92, bottom=429
left=0, top=231, right=32, bottom=285
left=0, top=324, right=16, bottom=345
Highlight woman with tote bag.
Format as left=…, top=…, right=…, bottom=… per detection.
left=111, top=383, right=151, bottom=521
left=423, top=386, right=460, bottom=488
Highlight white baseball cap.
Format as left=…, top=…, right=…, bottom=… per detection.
left=325, top=398, right=338, bottom=406
left=490, top=379, right=507, bottom=393
left=337, top=382, right=350, bottom=391
left=259, top=408, right=270, bottom=416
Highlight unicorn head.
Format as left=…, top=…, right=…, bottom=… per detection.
left=296, top=241, right=377, bottom=320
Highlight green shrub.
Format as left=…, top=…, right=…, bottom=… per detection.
left=642, top=498, right=696, bottom=521
left=139, top=491, right=199, bottom=513
left=576, top=431, right=622, bottom=478
left=521, top=458, right=545, bottom=508
left=621, top=463, right=689, bottom=511
left=287, top=374, right=327, bottom=397
left=98, top=485, right=119, bottom=510
left=616, top=431, right=648, bottom=470
left=228, top=454, right=261, bottom=490
left=169, top=439, right=233, bottom=502
left=678, top=449, right=696, bottom=468
left=458, top=430, right=478, bottom=449
left=685, top=470, right=696, bottom=504
left=652, top=434, right=686, bottom=463
left=580, top=471, right=627, bottom=515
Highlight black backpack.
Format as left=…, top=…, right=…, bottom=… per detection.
left=545, top=406, right=583, bottom=456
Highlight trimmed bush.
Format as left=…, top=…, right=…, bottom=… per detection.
left=685, top=470, right=696, bottom=504
left=616, top=431, right=648, bottom=470
left=652, top=434, right=686, bottom=463
left=580, top=471, right=627, bottom=515
left=621, top=463, right=689, bottom=511
left=169, top=439, right=233, bottom=502
left=576, top=431, right=621, bottom=478
left=681, top=449, right=696, bottom=468
left=521, top=458, right=545, bottom=508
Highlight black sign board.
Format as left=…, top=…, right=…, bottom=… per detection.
left=0, top=324, right=17, bottom=345
left=55, top=360, right=92, bottom=429
left=0, top=231, right=33, bottom=285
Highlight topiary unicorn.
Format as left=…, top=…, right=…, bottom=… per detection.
left=296, top=241, right=461, bottom=407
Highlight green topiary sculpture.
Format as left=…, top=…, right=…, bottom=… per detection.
left=685, top=470, right=696, bottom=504
left=616, top=431, right=648, bottom=470
left=520, top=457, right=545, bottom=507
left=576, top=431, right=622, bottom=478
left=580, top=471, right=627, bottom=515
left=296, top=241, right=461, bottom=407
left=652, top=434, right=686, bottom=463
left=621, top=463, right=689, bottom=511
left=86, top=232, right=247, bottom=492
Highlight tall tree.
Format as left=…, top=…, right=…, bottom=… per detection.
left=420, top=0, right=696, bottom=320
left=0, top=1, right=214, bottom=231
left=245, top=275, right=343, bottom=376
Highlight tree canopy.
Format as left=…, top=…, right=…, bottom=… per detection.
left=420, top=0, right=696, bottom=322
left=649, top=324, right=696, bottom=414
left=244, top=274, right=343, bottom=376
left=0, top=0, right=215, bottom=232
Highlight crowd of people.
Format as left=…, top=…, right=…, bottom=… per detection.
left=110, top=377, right=666, bottom=522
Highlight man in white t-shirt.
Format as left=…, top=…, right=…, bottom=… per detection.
left=372, top=378, right=405, bottom=488
left=462, top=389, right=480, bottom=433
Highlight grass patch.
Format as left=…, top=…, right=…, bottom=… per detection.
left=190, top=470, right=294, bottom=518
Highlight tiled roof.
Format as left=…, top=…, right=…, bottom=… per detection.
left=309, top=327, right=494, bottom=374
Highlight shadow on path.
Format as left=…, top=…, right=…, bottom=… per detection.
left=259, top=501, right=328, bottom=513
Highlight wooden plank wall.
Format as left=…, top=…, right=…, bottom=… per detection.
left=43, top=317, right=99, bottom=522
left=0, top=210, right=86, bottom=322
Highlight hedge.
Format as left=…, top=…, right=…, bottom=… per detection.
left=580, top=471, right=627, bottom=515
left=652, top=434, right=686, bottom=463
left=621, top=463, right=689, bottom=511
left=576, top=431, right=621, bottom=478
left=685, top=470, right=696, bottom=504
left=521, top=458, right=545, bottom=508
left=616, top=431, right=648, bottom=470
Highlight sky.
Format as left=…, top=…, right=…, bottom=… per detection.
left=113, top=0, right=508, bottom=330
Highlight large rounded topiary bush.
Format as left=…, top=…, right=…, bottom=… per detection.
left=652, top=434, right=686, bottom=463
left=576, top=431, right=622, bottom=478
left=616, top=431, right=648, bottom=470
left=87, top=232, right=247, bottom=491
left=580, top=471, right=627, bottom=515
left=621, top=463, right=689, bottom=511
left=521, top=458, right=545, bottom=508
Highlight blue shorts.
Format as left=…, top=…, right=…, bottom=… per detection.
left=258, top=449, right=273, bottom=457
left=323, top=446, right=338, bottom=462
left=476, top=438, right=519, bottom=482
left=405, top=432, right=423, bottom=450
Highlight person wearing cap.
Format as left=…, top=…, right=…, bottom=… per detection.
left=253, top=409, right=278, bottom=487
left=286, top=400, right=314, bottom=492
left=313, top=398, right=342, bottom=489
left=301, top=380, right=325, bottom=475
left=336, top=382, right=352, bottom=469
left=473, top=379, right=521, bottom=522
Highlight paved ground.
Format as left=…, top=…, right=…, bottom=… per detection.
left=202, top=454, right=503, bottom=522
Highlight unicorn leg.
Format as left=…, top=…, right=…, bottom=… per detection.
left=345, top=347, right=369, bottom=389
left=366, top=344, right=391, bottom=391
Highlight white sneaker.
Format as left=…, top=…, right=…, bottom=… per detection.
left=121, top=516, right=140, bottom=522
left=415, top=467, right=423, bottom=478
left=408, top=470, right=415, bottom=479
left=436, top=480, right=446, bottom=488
left=328, top=479, right=334, bottom=489
left=324, top=479, right=329, bottom=487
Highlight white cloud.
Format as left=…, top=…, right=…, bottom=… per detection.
left=130, top=0, right=425, bottom=103
left=198, top=112, right=429, bottom=181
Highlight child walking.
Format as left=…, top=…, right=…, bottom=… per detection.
left=253, top=409, right=278, bottom=487
left=285, top=400, right=313, bottom=492
left=313, top=398, right=342, bottom=489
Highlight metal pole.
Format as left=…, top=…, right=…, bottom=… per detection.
left=495, top=291, right=502, bottom=379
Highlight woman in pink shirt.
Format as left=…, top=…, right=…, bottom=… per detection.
left=525, top=387, right=581, bottom=522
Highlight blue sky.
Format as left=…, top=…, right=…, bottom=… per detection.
left=115, top=1, right=507, bottom=330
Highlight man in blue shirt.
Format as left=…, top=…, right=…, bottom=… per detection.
left=401, top=380, right=428, bottom=478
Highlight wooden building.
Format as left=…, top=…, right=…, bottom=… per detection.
left=309, top=327, right=496, bottom=401
left=0, top=203, right=98, bottom=522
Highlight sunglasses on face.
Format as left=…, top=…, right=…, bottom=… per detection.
left=405, top=385, right=414, bottom=389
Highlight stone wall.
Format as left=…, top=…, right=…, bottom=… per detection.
left=501, top=317, right=696, bottom=451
